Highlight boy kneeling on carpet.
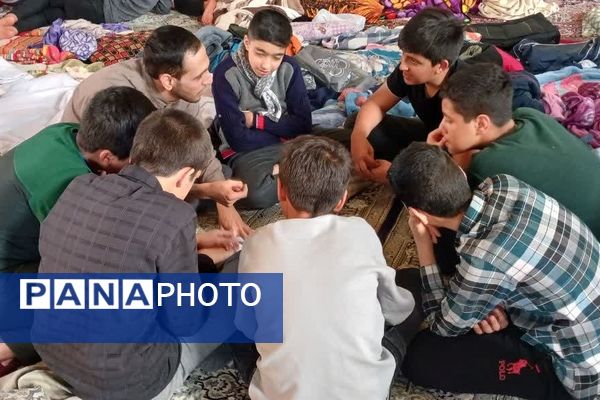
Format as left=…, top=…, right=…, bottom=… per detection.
left=233, top=135, right=416, bottom=400
left=34, top=109, right=238, bottom=400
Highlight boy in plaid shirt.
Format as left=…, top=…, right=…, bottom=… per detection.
left=389, top=142, right=600, bottom=400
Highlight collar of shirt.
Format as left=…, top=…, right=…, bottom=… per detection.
left=119, top=165, right=162, bottom=191
left=458, top=179, right=490, bottom=236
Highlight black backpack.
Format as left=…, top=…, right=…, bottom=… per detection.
left=468, top=13, right=560, bottom=52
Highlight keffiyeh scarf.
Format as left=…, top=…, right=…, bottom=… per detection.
left=232, top=46, right=282, bottom=122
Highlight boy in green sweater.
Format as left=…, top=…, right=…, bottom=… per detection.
left=0, top=87, right=156, bottom=274
left=0, top=87, right=154, bottom=373
left=427, top=63, right=600, bottom=273
left=427, top=64, right=600, bottom=274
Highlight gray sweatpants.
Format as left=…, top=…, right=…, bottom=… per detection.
left=228, top=128, right=351, bottom=210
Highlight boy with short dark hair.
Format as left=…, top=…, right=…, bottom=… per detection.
left=212, top=9, right=312, bottom=209
left=0, top=86, right=155, bottom=274
left=34, top=108, right=238, bottom=400
left=236, top=136, right=415, bottom=399
left=431, top=62, right=600, bottom=239
left=349, top=7, right=464, bottom=183
left=388, top=142, right=600, bottom=400
left=0, top=86, right=155, bottom=376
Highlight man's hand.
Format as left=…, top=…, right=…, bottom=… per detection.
left=207, top=180, right=248, bottom=207
left=217, top=204, right=253, bottom=238
left=243, top=111, right=254, bottom=128
left=197, top=229, right=238, bottom=251
left=366, top=159, right=391, bottom=184
left=427, top=127, right=447, bottom=147
left=351, top=134, right=378, bottom=178
left=473, top=306, right=509, bottom=335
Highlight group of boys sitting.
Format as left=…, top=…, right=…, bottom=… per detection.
left=0, top=6, right=599, bottom=400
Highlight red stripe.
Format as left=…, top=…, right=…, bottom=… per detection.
left=256, top=114, right=265, bottom=130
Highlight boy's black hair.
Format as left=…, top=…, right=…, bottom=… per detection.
left=397, top=8, right=464, bottom=65
left=247, top=9, right=292, bottom=48
left=279, top=135, right=352, bottom=216
left=143, top=25, right=203, bottom=79
left=388, top=142, right=472, bottom=217
left=77, top=87, right=156, bottom=160
left=130, top=109, right=214, bottom=177
left=440, top=63, right=513, bottom=126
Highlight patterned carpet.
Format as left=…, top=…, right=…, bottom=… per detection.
left=172, top=367, right=524, bottom=400
left=129, top=10, right=202, bottom=32
left=198, top=183, right=419, bottom=269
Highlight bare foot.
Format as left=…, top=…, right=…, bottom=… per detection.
left=0, top=13, right=18, bottom=26
left=0, top=25, right=18, bottom=39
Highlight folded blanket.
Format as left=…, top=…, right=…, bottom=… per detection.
left=195, top=26, right=233, bottom=71
left=321, top=26, right=401, bottom=50
left=479, top=0, right=558, bottom=20
left=515, top=38, right=600, bottom=74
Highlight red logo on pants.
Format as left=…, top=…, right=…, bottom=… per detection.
left=498, top=359, right=541, bottom=381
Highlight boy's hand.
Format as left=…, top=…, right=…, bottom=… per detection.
left=217, top=204, right=253, bottom=238
left=197, top=229, right=238, bottom=251
left=351, top=135, right=378, bottom=178
left=366, top=159, right=391, bottom=184
left=473, top=306, right=509, bottom=335
left=407, top=209, right=436, bottom=266
left=243, top=111, right=254, bottom=128
left=211, top=180, right=248, bottom=207
left=427, top=127, right=447, bottom=147
left=407, top=211, right=432, bottom=246
left=407, top=208, right=441, bottom=247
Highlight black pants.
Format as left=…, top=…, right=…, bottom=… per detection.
left=173, top=0, right=205, bottom=17
left=227, top=127, right=351, bottom=210
left=344, top=113, right=428, bottom=161
left=402, top=326, right=573, bottom=399
left=13, top=0, right=105, bottom=32
left=398, top=267, right=573, bottom=399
